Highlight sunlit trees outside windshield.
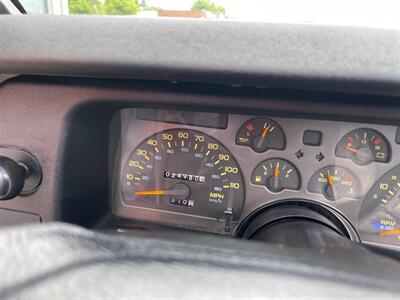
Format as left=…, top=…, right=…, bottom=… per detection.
left=102, top=0, right=140, bottom=15
left=69, top=0, right=140, bottom=15
left=191, top=0, right=225, bottom=16
left=68, top=0, right=224, bottom=16
left=68, top=0, right=100, bottom=14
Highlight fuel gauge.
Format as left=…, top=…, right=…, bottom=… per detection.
left=251, top=158, right=300, bottom=192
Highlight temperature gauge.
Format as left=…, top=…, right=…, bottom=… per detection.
left=236, top=118, right=285, bottom=153
left=336, top=128, right=390, bottom=165
left=308, top=166, right=360, bottom=200
left=251, top=158, right=300, bottom=193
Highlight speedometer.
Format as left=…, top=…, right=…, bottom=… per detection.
left=121, top=129, right=245, bottom=232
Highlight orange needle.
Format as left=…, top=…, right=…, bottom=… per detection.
left=379, top=229, right=400, bottom=236
left=328, top=176, right=335, bottom=186
left=261, top=127, right=270, bottom=138
left=135, top=190, right=165, bottom=196
left=274, top=162, right=280, bottom=177
left=345, top=146, right=358, bottom=153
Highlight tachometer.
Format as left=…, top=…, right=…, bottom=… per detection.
left=359, top=165, right=400, bottom=247
left=308, top=166, right=360, bottom=200
left=121, top=129, right=245, bottom=232
left=335, top=128, right=390, bottom=165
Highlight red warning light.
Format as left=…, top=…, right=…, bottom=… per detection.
left=343, top=175, right=352, bottom=181
left=347, top=136, right=353, bottom=143
left=374, top=138, right=382, bottom=145
left=246, top=123, right=254, bottom=132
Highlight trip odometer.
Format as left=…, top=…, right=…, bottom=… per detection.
left=121, top=129, right=245, bottom=232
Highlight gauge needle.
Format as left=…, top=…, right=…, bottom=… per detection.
left=274, top=162, right=280, bottom=177
left=134, top=189, right=188, bottom=196
left=345, top=146, right=358, bottom=153
left=379, top=229, right=400, bottom=236
left=328, top=175, right=335, bottom=186
left=261, top=127, right=270, bottom=138
left=135, top=190, right=166, bottom=196
left=273, top=162, right=280, bottom=188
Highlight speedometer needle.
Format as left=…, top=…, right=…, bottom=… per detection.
left=135, top=190, right=166, bottom=196
left=134, top=189, right=188, bottom=197
left=379, top=229, right=400, bottom=236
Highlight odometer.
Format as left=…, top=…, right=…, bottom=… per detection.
left=121, top=129, right=245, bottom=232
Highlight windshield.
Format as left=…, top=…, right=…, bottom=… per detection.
left=18, top=0, right=400, bottom=28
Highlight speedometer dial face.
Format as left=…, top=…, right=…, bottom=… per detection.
left=335, top=128, right=390, bottom=165
left=121, top=129, right=245, bottom=229
left=359, top=165, right=400, bottom=247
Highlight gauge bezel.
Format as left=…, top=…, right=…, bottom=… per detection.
left=251, top=158, right=301, bottom=193
left=236, top=199, right=360, bottom=242
left=120, top=128, right=245, bottom=223
left=235, top=117, right=286, bottom=153
left=307, top=165, right=361, bottom=201
left=112, top=108, right=400, bottom=247
left=335, top=128, right=391, bottom=165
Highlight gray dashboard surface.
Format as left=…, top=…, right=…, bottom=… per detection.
left=1, top=222, right=400, bottom=299
left=1, top=15, right=400, bottom=96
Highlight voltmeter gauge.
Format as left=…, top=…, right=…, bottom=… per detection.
left=251, top=158, right=300, bottom=192
left=235, top=118, right=285, bottom=153
left=359, top=164, right=400, bottom=247
left=336, top=128, right=390, bottom=165
left=308, top=166, right=360, bottom=200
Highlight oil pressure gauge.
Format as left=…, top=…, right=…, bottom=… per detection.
left=236, top=118, right=285, bottom=153
left=251, top=158, right=300, bottom=193
left=336, top=128, right=390, bottom=165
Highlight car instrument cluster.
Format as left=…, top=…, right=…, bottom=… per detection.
left=112, top=109, right=400, bottom=251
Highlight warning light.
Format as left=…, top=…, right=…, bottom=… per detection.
left=246, top=123, right=254, bottom=132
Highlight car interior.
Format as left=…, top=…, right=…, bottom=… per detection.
left=1, top=0, right=400, bottom=298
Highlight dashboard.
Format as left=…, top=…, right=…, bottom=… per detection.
left=1, top=15, right=400, bottom=298
left=112, top=108, right=400, bottom=251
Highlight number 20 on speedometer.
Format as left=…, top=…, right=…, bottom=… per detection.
left=121, top=129, right=245, bottom=228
